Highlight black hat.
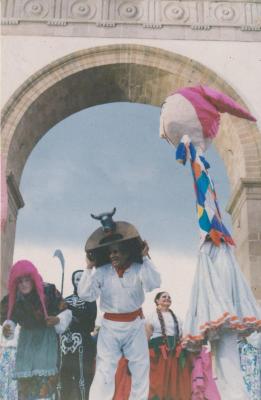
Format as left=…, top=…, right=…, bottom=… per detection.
left=85, top=209, right=143, bottom=267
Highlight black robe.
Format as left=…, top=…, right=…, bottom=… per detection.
left=59, top=294, right=97, bottom=400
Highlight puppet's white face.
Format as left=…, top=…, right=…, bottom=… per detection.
left=160, top=94, right=211, bottom=152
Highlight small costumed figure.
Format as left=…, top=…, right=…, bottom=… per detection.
left=160, top=85, right=261, bottom=400
left=60, top=269, right=97, bottom=400
left=146, top=291, right=191, bottom=400
left=0, top=260, right=72, bottom=400
left=78, top=209, right=161, bottom=400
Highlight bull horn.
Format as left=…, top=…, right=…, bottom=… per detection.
left=91, top=213, right=102, bottom=220
left=109, top=207, right=116, bottom=217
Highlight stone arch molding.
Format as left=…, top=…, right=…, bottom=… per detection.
left=1, top=44, right=261, bottom=298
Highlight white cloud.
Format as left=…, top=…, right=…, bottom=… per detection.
left=144, top=249, right=197, bottom=319
left=13, top=243, right=197, bottom=321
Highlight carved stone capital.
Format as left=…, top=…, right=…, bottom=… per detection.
left=7, top=173, right=24, bottom=219
left=226, top=178, right=261, bottom=217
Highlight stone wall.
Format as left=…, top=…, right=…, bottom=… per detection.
left=1, top=0, right=261, bottom=41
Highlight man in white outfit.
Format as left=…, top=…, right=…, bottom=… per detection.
left=78, top=211, right=161, bottom=400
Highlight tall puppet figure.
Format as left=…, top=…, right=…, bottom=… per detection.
left=78, top=209, right=161, bottom=400
left=160, top=85, right=261, bottom=399
left=60, top=269, right=97, bottom=400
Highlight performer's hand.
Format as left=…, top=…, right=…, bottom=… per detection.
left=142, top=240, right=150, bottom=257
left=46, top=316, right=60, bottom=327
left=86, top=255, right=95, bottom=269
left=2, top=323, right=12, bottom=338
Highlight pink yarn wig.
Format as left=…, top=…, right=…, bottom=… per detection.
left=7, top=259, right=48, bottom=319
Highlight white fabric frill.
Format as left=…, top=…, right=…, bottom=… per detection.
left=182, top=241, right=261, bottom=351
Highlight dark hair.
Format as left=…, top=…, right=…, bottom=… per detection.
left=116, top=239, right=143, bottom=264
left=156, top=308, right=180, bottom=341
left=154, top=291, right=169, bottom=304
left=72, top=269, right=84, bottom=294
left=154, top=291, right=180, bottom=340
left=90, top=237, right=143, bottom=267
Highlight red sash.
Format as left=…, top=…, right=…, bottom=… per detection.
left=104, top=308, right=144, bottom=322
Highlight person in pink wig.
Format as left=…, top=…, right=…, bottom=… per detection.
left=1, top=260, right=72, bottom=400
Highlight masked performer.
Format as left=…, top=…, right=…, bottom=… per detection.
left=1, top=260, right=72, bottom=400
left=78, top=209, right=161, bottom=400
left=60, top=269, right=97, bottom=400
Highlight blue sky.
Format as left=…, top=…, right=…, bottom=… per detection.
left=14, top=103, right=232, bottom=317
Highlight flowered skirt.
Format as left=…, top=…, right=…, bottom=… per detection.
left=0, top=346, right=18, bottom=400
left=239, top=340, right=261, bottom=400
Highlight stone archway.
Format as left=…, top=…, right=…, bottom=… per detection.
left=1, top=44, right=261, bottom=298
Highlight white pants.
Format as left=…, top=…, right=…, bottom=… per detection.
left=213, top=332, right=250, bottom=400
left=89, top=317, right=149, bottom=400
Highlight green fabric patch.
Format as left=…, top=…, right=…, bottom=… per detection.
left=149, top=336, right=177, bottom=356
left=179, top=349, right=188, bottom=369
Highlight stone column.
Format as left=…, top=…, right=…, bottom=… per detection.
left=227, top=178, right=261, bottom=304
left=0, top=173, right=24, bottom=298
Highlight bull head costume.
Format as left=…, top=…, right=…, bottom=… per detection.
left=86, top=208, right=144, bottom=267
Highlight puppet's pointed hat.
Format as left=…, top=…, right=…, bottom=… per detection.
left=178, top=85, right=256, bottom=139
left=160, top=85, right=256, bottom=151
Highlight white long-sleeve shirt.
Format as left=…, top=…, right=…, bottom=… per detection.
left=146, top=310, right=182, bottom=339
left=78, top=256, right=161, bottom=313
